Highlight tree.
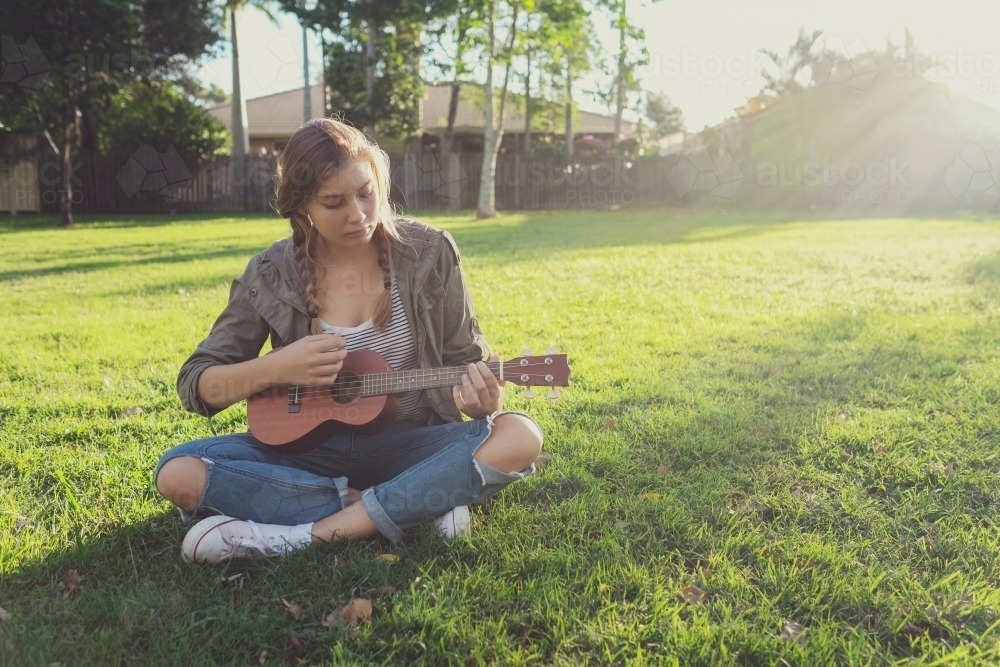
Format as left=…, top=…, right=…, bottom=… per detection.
left=537, top=0, right=599, bottom=163
left=474, top=0, right=521, bottom=218
left=0, top=0, right=223, bottom=226
left=223, top=0, right=278, bottom=159
left=98, top=79, right=230, bottom=166
left=644, top=90, right=684, bottom=139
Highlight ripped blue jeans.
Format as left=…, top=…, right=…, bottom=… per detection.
left=152, top=412, right=538, bottom=543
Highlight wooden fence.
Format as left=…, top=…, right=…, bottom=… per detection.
left=34, top=149, right=690, bottom=215
left=31, top=146, right=994, bottom=216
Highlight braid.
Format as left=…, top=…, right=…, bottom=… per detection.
left=371, top=223, right=392, bottom=333
left=291, top=212, right=324, bottom=336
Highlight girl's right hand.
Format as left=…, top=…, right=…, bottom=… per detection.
left=267, top=334, right=348, bottom=386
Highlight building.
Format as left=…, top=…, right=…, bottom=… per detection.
left=207, top=83, right=635, bottom=156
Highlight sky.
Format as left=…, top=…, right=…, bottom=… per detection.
left=193, top=1, right=1000, bottom=132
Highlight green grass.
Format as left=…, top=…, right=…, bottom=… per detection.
left=4, top=209, right=1000, bottom=665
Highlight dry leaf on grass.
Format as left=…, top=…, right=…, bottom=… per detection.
left=0, top=607, right=10, bottom=622
left=340, top=598, right=373, bottom=626
left=655, top=464, right=669, bottom=478
left=287, top=634, right=304, bottom=658
left=375, top=553, right=399, bottom=563
left=258, top=649, right=268, bottom=665
left=534, top=452, right=551, bottom=467
left=679, top=585, right=706, bottom=605
left=946, top=463, right=956, bottom=479
left=372, top=586, right=396, bottom=597
left=119, top=406, right=144, bottom=417
left=642, top=492, right=663, bottom=500
left=58, top=570, right=81, bottom=597
left=279, top=597, right=302, bottom=618
left=602, top=418, right=616, bottom=430
left=780, top=619, right=806, bottom=645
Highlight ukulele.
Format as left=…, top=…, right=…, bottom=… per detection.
left=247, top=347, right=570, bottom=453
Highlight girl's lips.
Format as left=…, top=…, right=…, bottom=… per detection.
left=347, top=226, right=368, bottom=237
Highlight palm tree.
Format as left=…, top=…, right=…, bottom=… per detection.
left=224, top=0, right=277, bottom=158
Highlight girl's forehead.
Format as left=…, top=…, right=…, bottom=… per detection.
left=316, top=161, right=372, bottom=196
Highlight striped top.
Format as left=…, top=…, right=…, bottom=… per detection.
left=317, top=273, right=432, bottom=425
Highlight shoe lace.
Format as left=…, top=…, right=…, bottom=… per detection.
left=234, top=521, right=286, bottom=556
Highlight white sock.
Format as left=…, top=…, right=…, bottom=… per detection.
left=288, top=522, right=314, bottom=549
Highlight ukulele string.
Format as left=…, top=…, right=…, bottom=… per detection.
left=285, top=362, right=565, bottom=400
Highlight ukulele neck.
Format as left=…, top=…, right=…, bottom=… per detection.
left=360, top=361, right=503, bottom=397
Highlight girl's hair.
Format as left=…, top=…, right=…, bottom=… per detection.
left=273, top=117, right=401, bottom=334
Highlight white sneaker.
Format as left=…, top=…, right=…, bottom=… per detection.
left=433, top=505, right=471, bottom=540
left=181, top=515, right=305, bottom=564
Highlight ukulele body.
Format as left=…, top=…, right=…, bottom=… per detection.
left=247, top=349, right=400, bottom=454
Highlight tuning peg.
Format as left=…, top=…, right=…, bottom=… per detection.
left=521, top=348, right=534, bottom=357
left=545, top=347, right=558, bottom=354
left=546, top=389, right=561, bottom=400
left=524, top=387, right=536, bottom=399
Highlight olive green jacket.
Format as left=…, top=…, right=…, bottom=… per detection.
left=176, top=218, right=490, bottom=425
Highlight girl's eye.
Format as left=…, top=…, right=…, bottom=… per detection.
left=360, top=190, right=373, bottom=199
left=323, top=202, right=343, bottom=209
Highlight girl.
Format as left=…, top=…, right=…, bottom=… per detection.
left=153, top=118, right=543, bottom=564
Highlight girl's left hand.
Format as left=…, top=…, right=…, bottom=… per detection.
left=454, top=354, right=505, bottom=420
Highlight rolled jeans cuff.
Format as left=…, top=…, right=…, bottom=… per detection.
left=360, top=487, right=407, bottom=543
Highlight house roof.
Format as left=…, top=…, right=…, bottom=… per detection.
left=209, top=83, right=634, bottom=139
left=208, top=84, right=326, bottom=137
left=421, top=84, right=635, bottom=136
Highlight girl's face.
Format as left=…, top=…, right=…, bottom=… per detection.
left=297, top=160, right=379, bottom=257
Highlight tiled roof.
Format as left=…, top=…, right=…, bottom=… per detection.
left=209, top=83, right=634, bottom=138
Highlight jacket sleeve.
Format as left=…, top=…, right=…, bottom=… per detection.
left=176, top=255, right=271, bottom=418
left=438, top=230, right=491, bottom=367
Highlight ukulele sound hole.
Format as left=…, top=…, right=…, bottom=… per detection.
left=330, top=371, right=362, bottom=404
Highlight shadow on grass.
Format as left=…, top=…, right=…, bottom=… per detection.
left=4, top=303, right=999, bottom=664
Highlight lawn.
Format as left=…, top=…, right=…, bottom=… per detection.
left=3, top=209, right=1000, bottom=665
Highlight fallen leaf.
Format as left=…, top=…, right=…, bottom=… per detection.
left=946, top=463, right=956, bottom=479
left=372, top=586, right=396, bottom=596
left=780, top=619, right=806, bottom=645
left=339, top=598, right=373, bottom=626
left=177, top=288, right=187, bottom=295
left=119, top=406, right=144, bottom=418
left=258, top=649, right=268, bottom=665
left=0, top=607, right=10, bottom=621
left=58, top=570, right=81, bottom=597
left=642, top=492, right=663, bottom=500
left=534, top=452, right=551, bottom=467
left=375, top=553, right=399, bottom=563
left=321, top=611, right=342, bottom=628
left=767, top=473, right=779, bottom=484
left=230, top=590, right=239, bottom=609
left=679, top=585, right=706, bottom=605
left=655, top=464, right=669, bottom=478
left=279, top=597, right=302, bottom=619
left=13, top=517, right=27, bottom=532
left=287, top=634, right=304, bottom=657
left=874, top=444, right=889, bottom=454
left=602, top=418, right=616, bottom=430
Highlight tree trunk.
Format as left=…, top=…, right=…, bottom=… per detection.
left=523, top=50, right=531, bottom=156
left=476, top=0, right=518, bottom=219
left=441, top=82, right=460, bottom=158
left=366, top=20, right=376, bottom=141
left=59, top=110, right=75, bottom=227
left=565, top=60, right=573, bottom=163
left=231, top=8, right=250, bottom=158
left=475, top=1, right=498, bottom=219
left=302, top=20, right=311, bottom=125
left=613, top=0, right=626, bottom=149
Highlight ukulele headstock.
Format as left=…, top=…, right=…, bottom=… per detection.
left=503, top=347, right=570, bottom=401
